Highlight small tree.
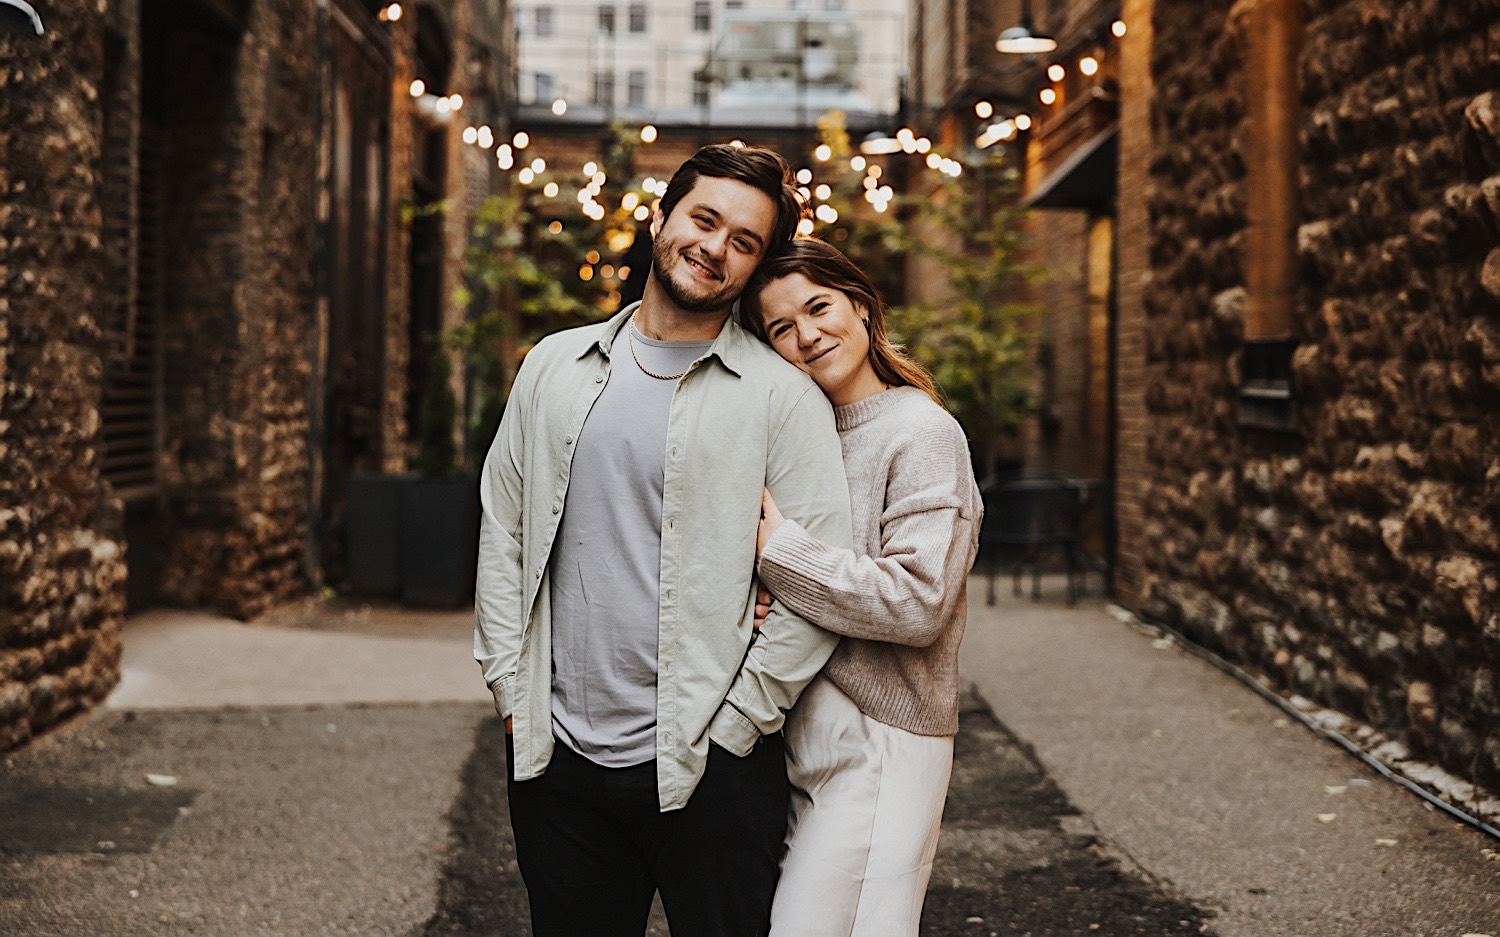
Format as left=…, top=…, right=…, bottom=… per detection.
left=886, top=151, right=1044, bottom=483
left=449, top=185, right=607, bottom=469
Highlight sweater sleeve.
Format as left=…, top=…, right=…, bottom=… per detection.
left=755, top=422, right=979, bottom=648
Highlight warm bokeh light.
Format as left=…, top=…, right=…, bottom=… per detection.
left=814, top=184, right=831, bottom=200
left=1080, top=56, right=1099, bottom=76
left=513, top=131, right=530, bottom=149
left=549, top=220, right=563, bottom=234
left=796, top=168, right=813, bottom=184
left=1048, top=63, right=1065, bottom=82
left=1040, top=88, right=1058, bottom=105
left=552, top=98, right=567, bottom=116
left=622, top=192, right=640, bottom=211
left=1015, top=113, right=1033, bottom=130
left=850, top=155, right=866, bottom=171
left=531, top=158, right=546, bottom=173
left=641, top=124, right=658, bottom=143
left=518, top=167, right=535, bottom=184
left=462, top=127, right=478, bottom=145
left=477, top=126, right=494, bottom=148
left=409, top=79, right=425, bottom=97
left=796, top=218, right=815, bottom=236
left=543, top=182, right=559, bottom=197
left=633, top=205, right=650, bottom=221
left=1112, top=19, right=1127, bottom=37
left=814, top=144, right=832, bottom=161
left=975, top=101, right=993, bottom=119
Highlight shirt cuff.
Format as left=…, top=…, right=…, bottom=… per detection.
left=707, top=701, right=761, bottom=756
left=489, top=675, right=515, bottom=720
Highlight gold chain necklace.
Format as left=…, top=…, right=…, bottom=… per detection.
left=628, top=315, right=692, bottom=381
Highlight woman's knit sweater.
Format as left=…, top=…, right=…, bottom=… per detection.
left=757, top=386, right=983, bottom=736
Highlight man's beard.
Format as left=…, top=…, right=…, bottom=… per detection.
left=651, top=235, right=741, bottom=314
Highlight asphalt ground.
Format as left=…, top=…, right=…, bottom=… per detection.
left=2, top=580, right=1498, bottom=935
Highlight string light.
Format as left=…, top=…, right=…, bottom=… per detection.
left=796, top=168, right=813, bottom=184
left=584, top=161, right=598, bottom=176
left=1047, top=63, right=1065, bottom=82
left=409, top=79, right=425, bottom=97
left=1112, top=19, right=1127, bottom=37
left=1080, top=56, right=1099, bottom=76
left=622, top=192, right=641, bottom=211
left=850, top=155, right=866, bottom=171
left=814, top=144, right=832, bottom=161
left=552, top=98, right=568, bottom=115
left=513, top=131, right=530, bottom=149
left=975, top=101, right=993, bottom=119
left=518, top=167, right=535, bottom=184
left=1040, top=88, right=1057, bottom=105
left=448, top=94, right=463, bottom=110
left=477, top=126, right=494, bottom=148
left=814, top=184, right=831, bottom=200
left=549, top=220, right=563, bottom=233
left=633, top=205, right=650, bottom=221
left=462, top=127, right=478, bottom=144
left=543, top=182, right=559, bottom=197
left=1015, top=113, right=1033, bottom=130
left=531, top=158, right=546, bottom=173
left=497, top=145, right=514, bottom=170
left=796, top=218, right=815, bottom=236
left=640, top=124, right=658, bottom=143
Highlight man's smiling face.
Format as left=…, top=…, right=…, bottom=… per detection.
left=650, top=175, right=779, bottom=315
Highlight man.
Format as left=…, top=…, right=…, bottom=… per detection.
left=473, top=144, right=853, bottom=937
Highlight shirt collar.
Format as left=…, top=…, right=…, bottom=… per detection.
left=578, top=301, right=757, bottom=379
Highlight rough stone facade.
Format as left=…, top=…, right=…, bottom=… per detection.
left=1131, top=0, right=1500, bottom=792
left=1, top=1, right=127, bottom=748
left=153, top=0, right=320, bottom=618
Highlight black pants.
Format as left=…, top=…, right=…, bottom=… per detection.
left=506, top=734, right=790, bottom=937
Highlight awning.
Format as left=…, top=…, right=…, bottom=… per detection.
left=1024, top=124, right=1118, bottom=210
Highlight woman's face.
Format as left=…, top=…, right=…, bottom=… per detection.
left=756, top=272, right=886, bottom=406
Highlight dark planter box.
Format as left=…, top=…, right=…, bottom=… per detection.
left=399, top=474, right=480, bottom=608
left=347, top=472, right=413, bottom=598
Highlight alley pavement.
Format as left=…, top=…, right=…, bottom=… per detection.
left=1, top=580, right=1497, bottom=936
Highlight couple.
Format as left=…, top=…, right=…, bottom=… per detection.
left=474, top=143, right=982, bottom=937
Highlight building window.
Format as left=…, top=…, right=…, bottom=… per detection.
left=535, top=5, right=554, bottom=36
left=534, top=72, right=554, bottom=102
left=693, top=74, right=710, bottom=105
left=598, top=4, right=615, bottom=34
left=627, top=69, right=646, bottom=106
left=628, top=2, right=646, bottom=32
left=693, top=1, right=711, bottom=31
left=726, top=0, right=743, bottom=7
left=593, top=70, right=615, bottom=107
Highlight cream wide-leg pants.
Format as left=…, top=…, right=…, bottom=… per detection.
left=768, top=675, right=955, bottom=937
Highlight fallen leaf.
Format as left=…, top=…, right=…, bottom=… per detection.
left=1227, top=708, right=1242, bottom=718
left=1273, top=718, right=1290, bottom=728
left=326, top=723, right=338, bottom=734
left=1375, top=839, right=1398, bottom=847
left=1152, top=729, right=1164, bottom=738
left=1349, top=779, right=1373, bottom=788
left=1316, top=813, right=1337, bottom=823
left=145, top=773, right=177, bottom=787
left=1324, top=785, right=1347, bottom=795
left=965, top=917, right=984, bottom=924
left=1152, top=637, right=1174, bottom=650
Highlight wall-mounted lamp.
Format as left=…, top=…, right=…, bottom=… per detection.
left=995, top=0, right=1056, bottom=54
left=1, top=0, right=45, bottom=34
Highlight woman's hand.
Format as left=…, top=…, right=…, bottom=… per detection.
left=756, top=488, right=785, bottom=557
left=752, top=583, right=773, bottom=632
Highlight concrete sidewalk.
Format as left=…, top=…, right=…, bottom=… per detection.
left=960, top=576, right=1500, bottom=936
left=15, top=583, right=1499, bottom=936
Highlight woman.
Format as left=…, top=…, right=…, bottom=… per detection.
left=739, top=238, right=983, bottom=936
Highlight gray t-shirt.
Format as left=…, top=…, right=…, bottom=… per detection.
left=549, top=323, right=713, bottom=767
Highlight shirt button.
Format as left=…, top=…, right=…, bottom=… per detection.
left=534, top=570, right=542, bottom=580
left=551, top=503, right=561, bottom=514
left=667, top=517, right=675, bottom=530
left=564, top=436, right=574, bottom=445
left=664, top=588, right=674, bottom=600
left=669, top=446, right=678, bottom=458
left=595, top=374, right=604, bottom=383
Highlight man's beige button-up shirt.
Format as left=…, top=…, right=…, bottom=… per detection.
left=474, top=305, right=853, bottom=811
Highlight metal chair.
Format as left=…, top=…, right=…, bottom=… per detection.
left=979, top=477, right=1086, bottom=605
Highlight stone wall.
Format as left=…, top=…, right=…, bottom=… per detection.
left=0, top=1, right=127, bottom=748
left=1134, top=0, right=1500, bottom=791
left=152, top=0, right=318, bottom=619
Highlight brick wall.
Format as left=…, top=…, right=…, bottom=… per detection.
left=1129, top=0, right=1500, bottom=791
left=1113, top=0, right=1153, bottom=605
left=153, top=0, right=318, bottom=618
left=0, top=1, right=127, bottom=748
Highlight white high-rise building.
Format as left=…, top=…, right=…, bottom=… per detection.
left=512, top=0, right=907, bottom=131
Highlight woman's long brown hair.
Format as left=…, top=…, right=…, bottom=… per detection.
left=739, top=239, right=943, bottom=406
